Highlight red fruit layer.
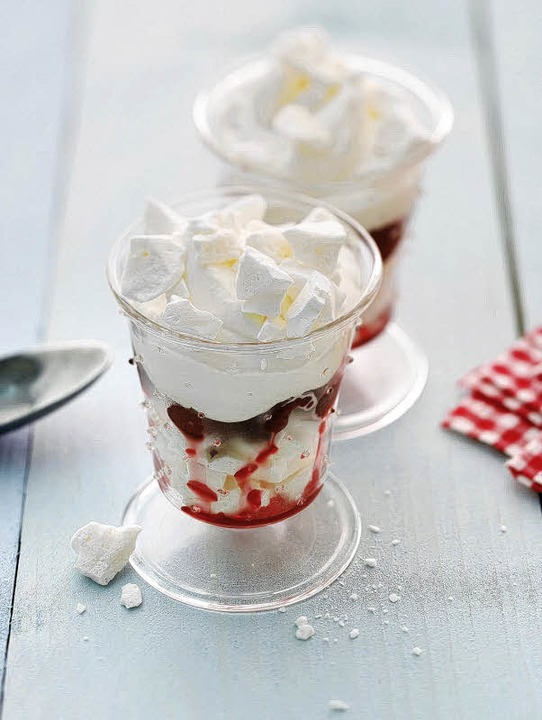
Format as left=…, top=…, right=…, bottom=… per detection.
left=181, top=483, right=324, bottom=528
left=369, top=217, right=407, bottom=262
left=352, top=306, right=393, bottom=348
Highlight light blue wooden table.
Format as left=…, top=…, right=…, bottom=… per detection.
left=1, top=1, right=542, bottom=718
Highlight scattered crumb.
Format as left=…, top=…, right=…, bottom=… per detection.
left=327, top=500, right=335, bottom=508
left=349, top=629, right=360, bottom=639
left=391, top=539, right=401, bottom=546
left=389, top=593, right=400, bottom=604
left=314, top=614, right=322, bottom=619
left=120, top=583, right=142, bottom=609
left=412, top=647, right=423, bottom=656
left=295, top=624, right=315, bottom=640
left=322, top=637, right=330, bottom=643
left=329, top=699, right=350, bottom=711
left=384, top=620, right=389, bottom=625
left=278, top=607, right=286, bottom=613
left=333, top=639, right=338, bottom=643
left=382, top=609, right=388, bottom=614
left=338, top=620, right=345, bottom=627
left=295, top=616, right=308, bottom=628
left=364, top=558, right=377, bottom=568
left=367, top=607, right=376, bottom=614
left=500, top=525, right=507, bottom=533
left=448, top=596, right=454, bottom=601
left=368, top=525, right=381, bottom=534
left=76, top=603, right=86, bottom=615
left=349, top=593, right=359, bottom=601
left=377, top=583, right=384, bottom=589
left=384, top=490, right=391, bottom=496
left=210, top=573, right=217, bottom=578
left=402, top=626, right=409, bottom=633
left=338, top=580, right=345, bottom=587
left=83, top=636, right=89, bottom=642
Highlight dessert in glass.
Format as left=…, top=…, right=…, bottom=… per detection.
left=107, top=187, right=381, bottom=611
left=193, top=27, right=454, bottom=438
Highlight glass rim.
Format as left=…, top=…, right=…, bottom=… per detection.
left=193, top=53, right=454, bottom=190
left=107, top=184, right=383, bottom=351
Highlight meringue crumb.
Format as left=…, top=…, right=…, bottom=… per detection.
left=389, top=593, right=400, bottom=603
left=500, top=525, right=507, bottom=533
left=349, top=593, right=359, bottom=601
left=391, top=539, right=401, bottom=546
left=210, top=573, right=217, bottom=578
left=364, top=558, right=377, bottom=568
left=368, top=525, right=381, bottom=533
left=327, top=500, right=335, bottom=508
left=295, top=624, right=315, bottom=640
left=349, top=628, right=360, bottom=639
left=384, top=620, right=389, bottom=625
left=76, top=603, right=86, bottom=615
left=402, top=626, right=409, bottom=633
left=384, top=490, right=391, bottom=496
left=278, top=606, right=286, bottom=613
left=367, top=607, right=376, bottom=614
left=295, top=615, right=308, bottom=627
left=83, top=636, right=89, bottom=642
left=412, top=647, right=423, bottom=656
left=120, top=583, right=142, bottom=608
left=329, top=699, right=350, bottom=711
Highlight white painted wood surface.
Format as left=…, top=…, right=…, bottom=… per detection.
left=3, top=1, right=542, bottom=718
left=0, top=0, right=74, bottom=688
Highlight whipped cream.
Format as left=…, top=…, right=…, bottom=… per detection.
left=201, top=27, right=431, bottom=189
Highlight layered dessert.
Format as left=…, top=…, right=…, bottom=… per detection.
left=195, top=27, right=452, bottom=346
left=112, top=193, right=371, bottom=527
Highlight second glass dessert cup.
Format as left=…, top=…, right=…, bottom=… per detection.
left=107, top=187, right=381, bottom=612
left=194, top=54, right=453, bottom=439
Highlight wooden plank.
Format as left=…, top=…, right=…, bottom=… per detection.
left=4, top=1, right=542, bottom=718
left=491, top=0, right=542, bottom=328
left=0, top=0, right=74, bottom=698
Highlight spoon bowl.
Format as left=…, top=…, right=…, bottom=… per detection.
left=0, top=341, right=113, bottom=434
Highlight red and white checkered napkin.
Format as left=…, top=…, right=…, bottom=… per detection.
left=442, top=327, right=542, bottom=492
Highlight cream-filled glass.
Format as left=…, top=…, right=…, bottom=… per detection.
left=108, top=186, right=381, bottom=611
left=194, top=27, right=453, bottom=438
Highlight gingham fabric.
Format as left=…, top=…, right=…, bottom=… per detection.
left=442, top=327, right=542, bottom=492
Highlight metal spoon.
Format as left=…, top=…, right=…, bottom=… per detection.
left=0, top=340, right=113, bottom=434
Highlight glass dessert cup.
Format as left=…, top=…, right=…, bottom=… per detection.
left=107, top=187, right=381, bottom=612
left=194, top=54, right=453, bottom=439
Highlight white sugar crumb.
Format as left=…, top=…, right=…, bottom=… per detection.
left=368, top=525, right=381, bottom=533
left=500, top=525, right=507, bottom=533
left=120, top=583, right=142, bottom=608
left=349, top=628, right=360, bottom=639
left=349, top=593, right=359, bottom=601
left=278, top=606, right=286, bottom=613
left=295, top=624, right=315, bottom=640
left=329, top=699, right=350, bottom=711
left=295, top=615, right=309, bottom=627
left=364, top=558, right=377, bottom=568
left=76, top=603, right=86, bottom=615
left=391, top=539, right=401, bottom=546
left=412, top=647, right=423, bottom=656
left=389, top=593, right=400, bottom=603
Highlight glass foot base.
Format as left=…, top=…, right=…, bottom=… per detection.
left=334, top=323, right=428, bottom=441
left=122, top=473, right=361, bottom=613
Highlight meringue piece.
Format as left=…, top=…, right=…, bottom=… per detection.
left=219, top=194, right=267, bottom=231
left=273, top=26, right=345, bottom=85
left=71, top=522, right=141, bottom=586
left=283, top=220, right=345, bottom=275
left=242, top=293, right=284, bottom=318
left=257, top=316, right=287, bottom=342
left=244, top=221, right=293, bottom=262
left=272, top=104, right=331, bottom=149
left=304, top=206, right=337, bottom=223
left=236, top=246, right=293, bottom=302
left=120, top=583, right=143, bottom=608
left=144, top=198, right=187, bottom=235
left=192, top=229, right=244, bottom=266
left=286, top=273, right=336, bottom=337
left=162, top=297, right=223, bottom=340
left=121, top=235, right=185, bottom=302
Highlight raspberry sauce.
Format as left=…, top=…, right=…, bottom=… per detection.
left=138, top=363, right=344, bottom=528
